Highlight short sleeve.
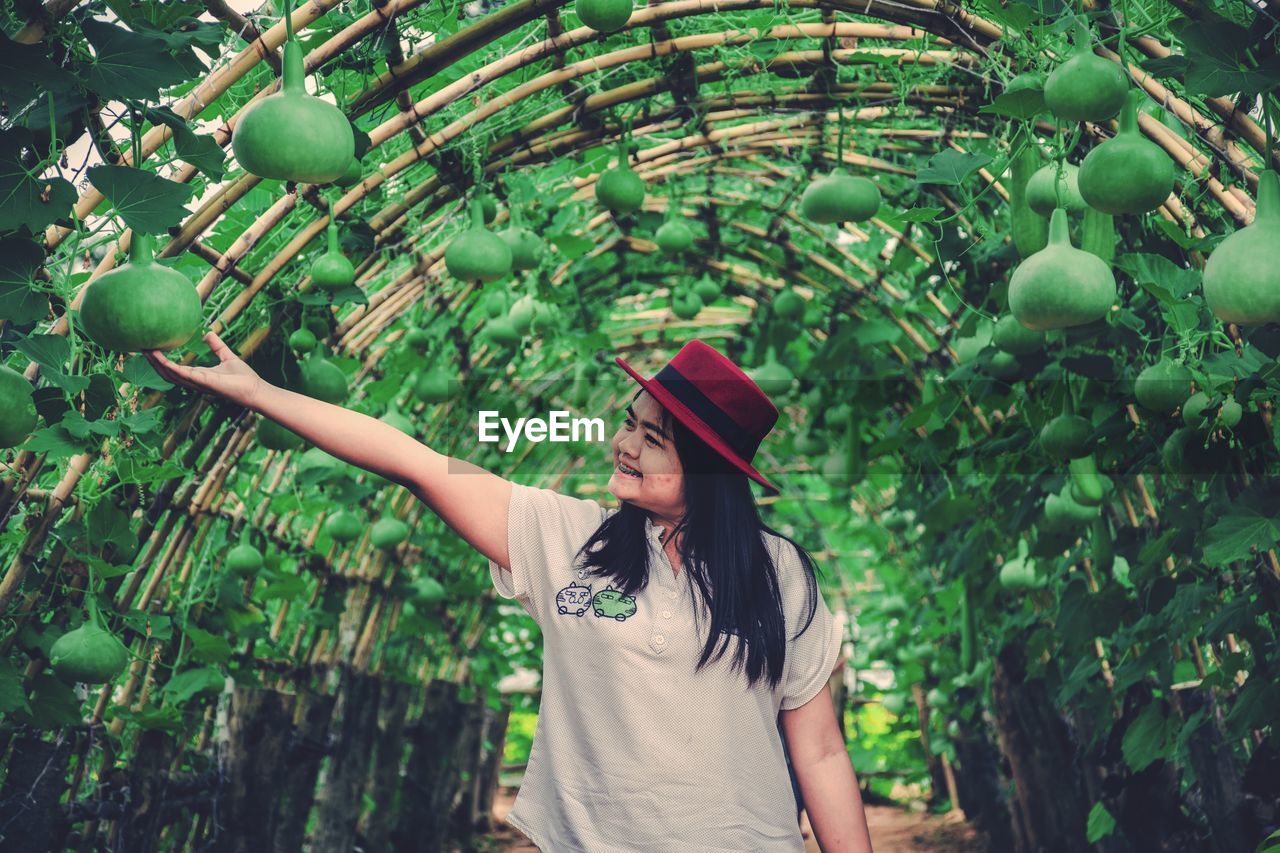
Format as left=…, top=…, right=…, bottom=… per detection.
left=488, top=482, right=607, bottom=626
left=778, top=541, right=844, bottom=711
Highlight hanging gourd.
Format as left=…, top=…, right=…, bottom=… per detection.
left=693, top=273, right=721, bottom=304
left=1025, top=162, right=1087, bottom=216
left=445, top=197, right=512, bottom=283
left=1202, top=170, right=1280, bottom=325
left=257, top=416, right=305, bottom=451
left=333, top=155, right=363, bottom=188
left=750, top=347, right=795, bottom=397
left=288, top=326, right=317, bottom=353
left=774, top=287, right=805, bottom=322
left=508, top=292, right=550, bottom=335
left=576, top=0, right=632, bottom=32
left=822, top=407, right=865, bottom=489
left=1133, top=358, right=1193, bottom=414
left=1042, top=19, right=1129, bottom=123
left=49, top=596, right=131, bottom=684
left=0, top=365, right=38, bottom=448
left=1068, top=453, right=1108, bottom=506
left=226, top=532, right=264, bottom=576
left=1078, top=91, right=1176, bottom=215
left=485, top=317, right=522, bottom=346
left=800, top=106, right=881, bottom=224
left=497, top=206, right=543, bottom=271
left=298, top=351, right=347, bottom=404
left=413, top=367, right=453, bottom=403
left=325, top=509, right=363, bottom=543
left=1079, top=206, right=1116, bottom=264
left=1039, top=393, right=1092, bottom=460
left=794, top=427, right=829, bottom=457
left=77, top=232, right=203, bottom=352
left=371, top=517, right=410, bottom=550
left=311, top=199, right=355, bottom=292
left=992, top=313, right=1046, bottom=355
left=596, top=128, right=645, bottom=214
left=670, top=284, right=702, bottom=320
left=986, top=351, right=1021, bottom=380
left=482, top=288, right=510, bottom=319
left=1008, top=208, right=1116, bottom=330
left=403, top=326, right=433, bottom=354
left=1182, top=392, right=1242, bottom=431
left=230, top=0, right=354, bottom=183
left=655, top=189, right=694, bottom=254
left=1008, top=128, right=1049, bottom=258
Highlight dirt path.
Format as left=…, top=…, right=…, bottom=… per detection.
left=474, top=785, right=986, bottom=851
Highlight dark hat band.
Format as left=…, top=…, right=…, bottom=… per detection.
left=653, top=363, right=758, bottom=460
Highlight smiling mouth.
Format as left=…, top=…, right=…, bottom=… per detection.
left=617, top=461, right=642, bottom=479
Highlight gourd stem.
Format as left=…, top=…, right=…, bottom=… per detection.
left=129, top=232, right=155, bottom=266
left=283, top=0, right=294, bottom=41
left=1048, top=207, right=1070, bottom=245
left=469, top=198, right=485, bottom=229
left=1118, top=90, right=1139, bottom=136
left=1074, top=17, right=1091, bottom=55
left=1256, top=170, right=1279, bottom=222
left=327, top=199, right=339, bottom=253
left=282, top=41, right=304, bottom=94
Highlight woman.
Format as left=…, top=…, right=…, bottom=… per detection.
left=146, top=333, right=874, bottom=852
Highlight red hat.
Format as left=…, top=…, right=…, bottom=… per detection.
left=615, top=340, right=780, bottom=494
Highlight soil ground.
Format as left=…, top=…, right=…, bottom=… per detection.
left=470, top=784, right=988, bottom=852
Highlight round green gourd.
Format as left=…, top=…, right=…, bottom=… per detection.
left=325, top=509, right=363, bottom=543
left=311, top=208, right=355, bottom=292
left=1045, top=487, right=1099, bottom=527
left=498, top=225, right=543, bottom=271
left=693, top=273, right=720, bottom=303
left=288, top=327, right=317, bottom=353
left=596, top=139, right=645, bottom=213
left=987, top=350, right=1020, bottom=379
left=1008, top=208, right=1116, bottom=330
left=1025, top=163, right=1088, bottom=216
left=231, top=41, right=354, bottom=183
left=0, top=365, right=38, bottom=448
left=1068, top=453, right=1106, bottom=506
left=413, top=577, right=447, bottom=606
left=750, top=350, right=794, bottom=396
left=485, top=317, right=521, bottom=346
left=333, top=156, right=363, bottom=188
left=1202, top=170, right=1280, bottom=325
left=575, top=0, right=632, bottom=32
left=370, top=517, right=409, bottom=550
left=992, top=313, right=1046, bottom=355
left=1042, top=21, right=1129, bottom=123
left=226, top=541, right=264, bottom=575
left=403, top=327, right=433, bottom=353
left=774, top=288, right=805, bottom=322
left=413, top=368, right=453, bottom=403
left=1078, top=91, right=1175, bottom=215
left=446, top=198, right=512, bottom=283
left=1039, top=412, right=1092, bottom=459
left=1133, top=359, right=1192, bottom=414
left=1182, top=392, right=1239, bottom=430
left=49, top=605, right=130, bottom=684
left=257, top=417, right=305, bottom=451
left=670, top=287, right=702, bottom=320
left=299, top=354, right=347, bottom=404
left=1005, top=71, right=1045, bottom=93
left=655, top=220, right=694, bottom=254
left=77, top=233, right=203, bottom=352
left=507, top=294, right=541, bottom=335
left=799, top=169, right=881, bottom=224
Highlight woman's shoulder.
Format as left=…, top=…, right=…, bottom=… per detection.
left=511, top=481, right=610, bottom=531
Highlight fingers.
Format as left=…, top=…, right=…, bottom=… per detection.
left=205, top=331, right=237, bottom=364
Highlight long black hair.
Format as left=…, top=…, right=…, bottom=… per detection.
left=573, top=388, right=823, bottom=693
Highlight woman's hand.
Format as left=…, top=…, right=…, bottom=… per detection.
left=144, top=331, right=267, bottom=410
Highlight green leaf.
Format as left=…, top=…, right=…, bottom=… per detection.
left=114, top=449, right=188, bottom=485
left=897, top=206, right=944, bottom=223
left=547, top=233, right=595, bottom=259
left=12, top=333, right=69, bottom=372
left=1202, top=502, right=1280, bottom=566
left=23, top=424, right=93, bottom=459
left=1121, top=702, right=1174, bottom=771
left=87, top=165, right=194, bottom=234
left=261, top=574, right=308, bottom=600
left=121, top=354, right=175, bottom=390
left=0, top=129, right=77, bottom=232
left=23, top=673, right=84, bottom=728
left=117, top=610, right=172, bottom=641
left=978, top=89, right=1046, bottom=119
left=160, top=666, right=225, bottom=704
left=81, top=18, right=190, bottom=100
left=185, top=625, right=233, bottom=664
left=143, top=106, right=226, bottom=180
left=1085, top=802, right=1117, bottom=843
left=0, top=34, right=77, bottom=100
left=112, top=704, right=186, bottom=734
left=0, top=657, right=31, bottom=716
left=0, top=237, right=50, bottom=323
left=87, top=499, right=139, bottom=562
left=118, top=406, right=163, bottom=435
left=915, top=150, right=993, bottom=186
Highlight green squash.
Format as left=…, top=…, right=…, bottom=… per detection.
left=412, top=577, right=447, bottom=606
left=1202, top=170, right=1280, bottom=325
left=1039, top=412, right=1092, bottom=460
left=446, top=198, right=512, bottom=283
left=1182, top=391, right=1240, bottom=431
left=575, top=0, right=632, bottom=32
left=485, top=317, right=522, bottom=346
left=750, top=348, right=794, bottom=396
left=413, top=368, right=453, bottom=403
left=1009, top=127, right=1049, bottom=258
left=992, top=313, right=1046, bottom=355
left=325, top=509, right=363, bottom=543
left=49, top=602, right=130, bottom=684
left=693, top=273, right=720, bottom=303
left=1043, top=21, right=1128, bottom=123
left=799, top=169, right=880, bottom=224
left=1008, top=208, right=1116, bottom=330
left=507, top=294, right=544, bottom=335
left=1068, top=453, right=1106, bottom=506
left=1044, top=486, right=1099, bottom=528
left=1078, top=91, right=1175, bottom=215
left=498, top=224, right=543, bottom=271
left=288, top=327, right=317, bottom=353
left=77, top=233, right=203, bottom=352
left=0, top=365, right=38, bottom=448
left=226, top=539, right=264, bottom=576
left=596, top=138, right=645, bottom=213
left=257, top=417, right=305, bottom=451
left=986, top=350, right=1021, bottom=379
left=231, top=40, right=354, bottom=183
left=371, top=517, right=409, bottom=550
left=1133, top=359, right=1192, bottom=414
left=482, top=288, right=510, bottom=319
left=670, top=286, right=702, bottom=320
left=333, top=156, right=363, bottom=188
left=311, top=206, right=355, bottom=292
left=774, top=288, right=805, bottom=322
left=1025, top=162, right=1087, bottom=216
left=655, top=219, right=694, bottom=254
left=402, top=327, right=433, bottom=353
left=298, top=353, right=347, bottom=404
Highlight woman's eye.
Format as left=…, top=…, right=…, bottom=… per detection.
left=646, top=436, right=660, bottom=446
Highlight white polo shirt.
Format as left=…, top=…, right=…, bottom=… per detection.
left=488, top=481, right=843, bottom=852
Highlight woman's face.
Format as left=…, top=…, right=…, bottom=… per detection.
left=608, top=390, right=685, bottom=519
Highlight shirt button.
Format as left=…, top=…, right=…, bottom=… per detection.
left=654, top=635, right=665, bottom=645
left=662, top=610, right=671, bottom=618
left=576, top=570, right=586, bottom=579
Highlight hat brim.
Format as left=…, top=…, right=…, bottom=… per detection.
left=614, top=355, right=780, bottom=495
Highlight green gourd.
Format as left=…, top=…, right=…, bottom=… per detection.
left=1040, top=400, right=1093, bottom=460
left=288, top=327, right=317, bottom=353
left=402, top=327, right=433, bottom=353
left=497, top=213, right=543, bottom=271
left=987, top=350, right=1020, bottom=379
left=311, top=202, right=355, bottom=292
left=1025, top=162, right=1088, bottom=216
left=298, top=353, right=347, bottom=404
left=479, top=195, right=498, bottom=225
left=1008, top=208, right=1116, bottom=330
left=822, top=409, right=865, bottom=489
left=1068, top=453, right=1107, bottom=506
left=693, top=273, right=720, bottom=303
left=445, top=198, right=512, bottom=282
left=413, top=368, right=453, bottom=403
left=1182, top=392, right=1240, bottom=430
left=230, top=8, right=354, bottom=184
left=1006, top=71, right=1045, bottom=93
left=670, top=286, right=702, bottom=320
left=0, top=365, right=38, bottom=448
left=1078, top=91, right=1175, bottom=215
left=333, top=156, right=363, bottom=188
left=507, top=293, right=539, bottom=335
left=1044, top=486, right=1099, bottom=531
left=1043, top=20, right=1129, bottom=123
left=799, top=169, right=881, bottom=224
left=413, top=577, right=447, bottom=606
left=1009, top=130, right=1049, bottom=258
left=750, top=348, right=794, bottom=396
left=992, top=314, right=1046, bottom=355
left=226, top=533, right=264, bottom=576
left=576, top=0, right=632, bottom=31
left=49, top=597, right=131, bottom=684
left=77, top=233, right=203, bottom=352
left=1202, top=170, right=1280, bottom=325
left=794, top=427, right=828, bottom=456
left=596, top=137, right=645, bottom=213
left=257, top=417, right=305, bottom=451
left=1080, top=206, right=1116, bottom=264
left=485, top=317, right=521, bottom=346
left=325, top=509, right=362, bottom=543
left=370, top=517, right=409, bottom=550
left=655, top=219, right=694, bottom=254
left=1134, top=359, right=1193, bottom=414
left=774, top=288, right=805, bottom=322
left=483, top=288, right=510, bottom=319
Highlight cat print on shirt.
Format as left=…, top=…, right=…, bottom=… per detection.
left=555, top=580, right=638, bottom=622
